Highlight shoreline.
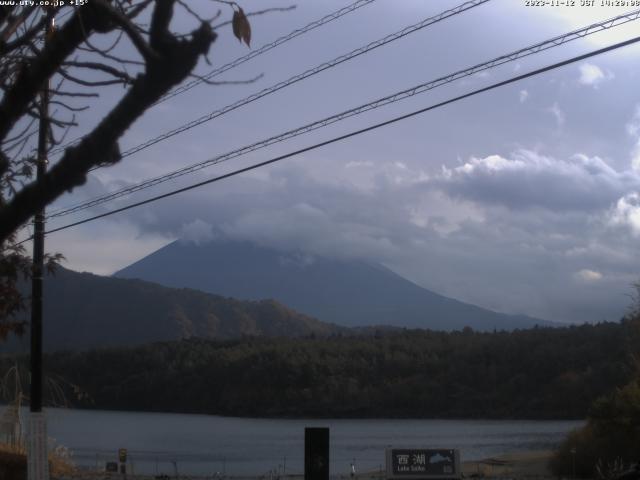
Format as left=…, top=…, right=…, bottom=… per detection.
left=48, top=451, right=555, bottom=480
left=1, top=403, right=585, bottom=422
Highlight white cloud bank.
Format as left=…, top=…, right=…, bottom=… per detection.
left=180, top=218, right=216, bottom=245
left=436, top=150, right=640, bottom=212
left=68, top=147, right=640, bottom=323
left=578, top=63, right=613, bottom=88
left=574, top=269, right=603, bottom=282
left=610, top=192, right=640, bottom=236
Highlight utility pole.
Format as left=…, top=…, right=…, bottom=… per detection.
left=28, top=12, right=54, bottom=480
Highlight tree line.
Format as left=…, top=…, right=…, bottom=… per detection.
left=2, top=320, right=637, bottom=419
left=550, top=315, right=640, bottom=477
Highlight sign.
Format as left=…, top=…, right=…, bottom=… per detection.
left=106, top=462, right=118, bottom=473
left=386, top=449, right=461, bottom=479
left=119, top=448, right=127, bottom=463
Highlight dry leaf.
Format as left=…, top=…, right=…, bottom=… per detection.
left=232, top=7, right=251, bottom=47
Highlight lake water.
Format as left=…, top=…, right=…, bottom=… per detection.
left=35, top=408, right=584, bottom=476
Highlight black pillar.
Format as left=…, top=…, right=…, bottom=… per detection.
left=305, top=427, right=329, bottom=480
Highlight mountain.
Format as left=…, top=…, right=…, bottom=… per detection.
left=5, top=267, right=343, bottom=352
left=115, top=239, right=555, bottom=331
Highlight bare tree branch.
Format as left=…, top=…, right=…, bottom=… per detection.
left=92, top=0, right=158, bottom=63
left=58, top=68, right=130, bottom=87
left=76, top=43, right=145, bottom=66
left=49, top=89, right=99, bottom=98
left=0, top=6, right=95, bottom=144
left=48, top=100, right=89, bottom=113
left=0, top=0, right=270, bottom=336
left=0, top=10, right=46, bottom=56
left=62, top=60, right=135, bottom=83
left=0, top=3, right=217, bottom=242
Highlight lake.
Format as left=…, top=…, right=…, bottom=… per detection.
left=36, top=408, right=584, bottom=476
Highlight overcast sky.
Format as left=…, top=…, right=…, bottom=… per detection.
left=30, top=0, right=640, bottom=324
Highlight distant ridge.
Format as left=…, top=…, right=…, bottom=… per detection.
left=115, top=238, right=555, bottom=331
left=6, top=266, right=343, bottom=352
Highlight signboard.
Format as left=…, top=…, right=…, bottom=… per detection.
left=106, top=462, right=118, bottom=473
left=119, top=448, right=128, bottom=463
left=386, top=449, right=461, bottom=480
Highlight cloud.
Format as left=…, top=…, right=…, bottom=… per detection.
left=221, top=201, right=400, bottom=261
left=548, top=102, right=565, bottom=128
left=519, top=90, right=528, bottom=103
left=33, top=1, right=640, bottom=328
left=394, top=161, right=408, bottom=170
left=61, top=152, right=640, bottom=324
left=632, top=141, right=640, bottom=172
left=46, top=220, right=173, bottom=275
left=278, top=252, right=316, bottom=268
left=626, top=105, right=640, bottom=137
left=574, top=269, right=603, bottom=282
left=180, top=218, right=216, bottom=245
left=578, top=63, right=613, bottom=88
left=345, top=160, right=373, bottom=168
left=540, top=8, right=640, bottom=48
left=610, top=192, right=640, bottom=235
left=436, top=150, right=640, bottom=212
left=626, top=105, right=640, bottom=171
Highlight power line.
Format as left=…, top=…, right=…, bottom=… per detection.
left=116, top=0, right=489, bottom=159
left=158, top=0, right=377, bottom=105
left=38, top=34, right=640, bottom=239
left=47, top=0, right=490, bottom=217
left=48, top=0, right=378, bottom=156
left=50, top=0, right=489, bottom=163
left=46, top=8, right=640, bottom=220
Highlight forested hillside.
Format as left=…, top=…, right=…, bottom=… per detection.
left=4, top=320, right=636, bottom=419
left=5, top=267, right=343, bottom=352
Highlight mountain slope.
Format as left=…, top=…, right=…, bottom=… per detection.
left=115, top=239, right=554, bottom=331
left=6, top=267, right=342, bottom=352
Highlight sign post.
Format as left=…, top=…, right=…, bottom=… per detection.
left=119, top=448, right=128, bottom=474
left=305, top=427, right=329, bottom=480
left=386, top=449, right=461, bottom=480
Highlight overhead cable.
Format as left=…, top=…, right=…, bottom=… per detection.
left=158, top=0, right=378, bottom=105
left=44, top=0, right=493, bottom=164
left=37, top=33, right=640, bottom=239
left=115, top=0, right=490, bottom=160
left=48, top=0, right=378, bottom=156
left=47, top=8, right=640, bottom=220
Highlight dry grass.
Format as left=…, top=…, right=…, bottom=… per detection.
left=462, top=450, right=554, bottom=478
left=0, top=440, right=77, bottom=477
left=0, top=440, right=25, bottom=455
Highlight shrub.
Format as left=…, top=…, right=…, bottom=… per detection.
left=551, top=379, right=640, bottom=477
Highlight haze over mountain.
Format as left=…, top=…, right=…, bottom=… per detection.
left=115, top=239, right=555, bottom=331
left=5, top=267, right=341, bottom=352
